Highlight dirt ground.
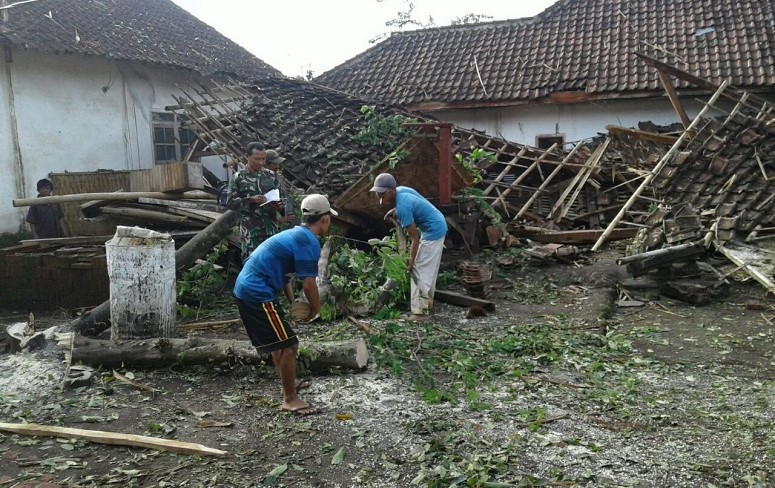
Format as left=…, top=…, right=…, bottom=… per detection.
left=1, top=247, right=774, bottom=487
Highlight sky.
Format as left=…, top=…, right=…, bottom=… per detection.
left=169, top=0, right=558, bottom=78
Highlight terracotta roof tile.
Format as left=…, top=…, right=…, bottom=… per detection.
left=315, top=0, right=775, bottom=107
left=0, top=0, right=281, bottom=80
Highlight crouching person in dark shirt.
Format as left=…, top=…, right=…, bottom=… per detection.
left=26, top=178, right=65, bottom=239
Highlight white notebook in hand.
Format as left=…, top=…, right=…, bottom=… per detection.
left=260, top=189, right=281, bottom=206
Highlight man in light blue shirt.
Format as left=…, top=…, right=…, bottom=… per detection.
left=370, top=173, right=447, bottom=321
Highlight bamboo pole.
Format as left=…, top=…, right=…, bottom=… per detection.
left=482, top=148, right=528, bottom=196
left=591, top=80, right=730, bottom=252
left=550, top=139, right=611, bottom=219
left=13, top=191, right=214, bottom=207
left=547, top=140, right=604, bottom=219
left=514, top=141, right=585, bottom=220
left=490, top=143, right=560, bottom=211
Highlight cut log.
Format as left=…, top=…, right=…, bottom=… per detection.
left=300, top=338, right=370, bottom=372
left=64, top=335, right=368, bottom=371
left=60, top=210, right=241, bottom=335
left=0, top=422, right=226, bottom=457
left=434, top=290, right=496, bottom=312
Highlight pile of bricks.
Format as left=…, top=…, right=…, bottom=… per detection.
left=0, top=243, right=108, bottom=310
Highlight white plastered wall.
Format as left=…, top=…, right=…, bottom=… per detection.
left=438, top=97, right=709, bottom=147
left=1, top=49, right=222, bottom=234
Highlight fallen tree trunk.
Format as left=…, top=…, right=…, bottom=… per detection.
left=64, top=335, right=368, bottom=371
left=60, top=210, right=241, bottom=335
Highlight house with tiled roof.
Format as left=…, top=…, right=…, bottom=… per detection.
left=315, top=0, right=775, bottom=148
left=0, top=0, right=281, bottom=235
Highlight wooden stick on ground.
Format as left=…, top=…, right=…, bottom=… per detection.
left=177, top=318, right=242, bottom=331
left=0, top=422, right=227, bottom=457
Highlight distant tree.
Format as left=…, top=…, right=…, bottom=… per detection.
left=373, top=0, right=489, bottom=43
left=451, top=13, right=493, bottom=25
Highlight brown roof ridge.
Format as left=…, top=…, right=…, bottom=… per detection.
left=314, top=0, right=775, bottom=107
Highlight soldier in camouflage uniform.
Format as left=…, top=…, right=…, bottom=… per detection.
left=266, top=149, right=298, bottom=227
left=226, top=142, right=281, bottom=262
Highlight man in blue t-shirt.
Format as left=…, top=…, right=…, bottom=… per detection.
left=233, top=194, right=337, bottom=416
left=370, top=173, right=447, bottom=321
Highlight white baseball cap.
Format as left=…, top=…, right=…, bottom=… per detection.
left=301, top=194, right=338, bottom=216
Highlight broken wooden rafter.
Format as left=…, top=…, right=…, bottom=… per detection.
left=591, top=80, right=730, bottom=251
left=548, top=138, right=610, bottom=220
left=715, top=242, right=775, bottom=295
left=605, top=125, right=679, bottom=145
left=617, top=240, right=707, bottom=277
left=514, top=141, right=585, bottom=220
left=490, top=143, right=560, bottom=213
left=656, top=70, right=691, bottom=129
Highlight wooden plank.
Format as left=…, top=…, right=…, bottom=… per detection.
left=434, top=290, right=495, bottom=312
left=168, top=207, right=222, bottom=223
left=0, top=422, right=227, bottom=457
left=100, top=206, right=190, bottom=223
left=138, top=197, right=222, bottom=212
left=80, top=189, right=126, bottom=217
left=657, top=71, right=691, bottom=128
left=514, top=228, right=638, bottom=244
left=20, top=236, right=113, bottom=246
left=129, top=162, right=204, bottom=193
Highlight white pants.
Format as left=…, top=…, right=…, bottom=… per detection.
left=410, top=237, right=444, bottom=315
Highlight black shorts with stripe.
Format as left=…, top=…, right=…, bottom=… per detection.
left=235, top=297, right=299, bottom=354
